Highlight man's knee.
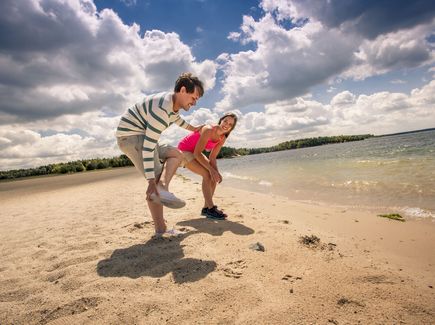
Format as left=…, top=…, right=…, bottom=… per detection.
left=165, top=147, right=183, bottom=162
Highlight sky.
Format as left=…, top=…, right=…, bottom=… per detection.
left=0, top=0, right=434, bottom=170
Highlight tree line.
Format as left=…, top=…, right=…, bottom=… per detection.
left=1, top=134, right=372, bottom=180
left=217, top=134, right=373, bottom=158
left=0, top=155, right=133, bottom=180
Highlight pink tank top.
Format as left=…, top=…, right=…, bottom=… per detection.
left=178, top=127, right=222, bottom=152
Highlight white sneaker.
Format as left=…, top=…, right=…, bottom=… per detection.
left=150, top=188, right=186, bottom=209
left=153, top=228, right=184, bottom=238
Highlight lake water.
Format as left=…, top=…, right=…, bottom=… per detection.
left=180, top=129, right=435, bottom=219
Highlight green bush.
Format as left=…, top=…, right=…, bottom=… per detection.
left=86, top=162, right=97, bottom=170
left=75, top=163, right=85, bottom=172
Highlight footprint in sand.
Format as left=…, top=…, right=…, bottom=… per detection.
left=281, top=275, right=303, bottom=283
left=0, top=287, right=31, bottom=303
left=45, top=270, right=66, bottom=283
left=124, top=221, right=151, bottom=232
left=360, top=274, right=395, bottom=285
left=39, top=297, right=101, bottom=323
left=221, top=260, right=247, bottom=278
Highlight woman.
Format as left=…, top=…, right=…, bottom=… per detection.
left=178, top=112, right=238, bottom=219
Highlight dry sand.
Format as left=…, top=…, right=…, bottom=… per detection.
left=1, top=167, right=434, bottom=324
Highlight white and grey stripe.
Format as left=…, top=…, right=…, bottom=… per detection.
left=116, top=92, right=190, bottom=179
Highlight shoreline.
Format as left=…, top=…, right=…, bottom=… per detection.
left=1, top=167, right=434, bottom=324
left=180, top=168, right=435, bottom=222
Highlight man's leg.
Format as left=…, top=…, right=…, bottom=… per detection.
left=157, top=146, right=184, bottom=191
left=147, top=201, right=166, bottom=233
left=117, top=136, right=167, bottom=233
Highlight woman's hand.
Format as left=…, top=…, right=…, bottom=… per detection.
left=209, top=167, right=222, bottom=183
left=217, top=170, right=223, bottom=182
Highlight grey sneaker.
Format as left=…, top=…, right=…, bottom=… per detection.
left=201, top=206, right=226, bottom=220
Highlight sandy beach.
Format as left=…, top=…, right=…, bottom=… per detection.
left=1, top=167, right=434, bottom=324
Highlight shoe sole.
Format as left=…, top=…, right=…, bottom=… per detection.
left=160, top=198, right=186, bottom=209
left=150, top=191, right=186, bottom=209
left=203, top=213, right=226, bottom=220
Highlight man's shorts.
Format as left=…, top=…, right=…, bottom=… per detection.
left=179, top=151, right=195, bottom=167
left=117, top=135, right=175, bottom=179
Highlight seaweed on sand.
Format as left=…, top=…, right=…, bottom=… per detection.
left=377, top=213, right=405, bottom=222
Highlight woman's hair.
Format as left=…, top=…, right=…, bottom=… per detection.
left=218, top=112, right=238, bottom=138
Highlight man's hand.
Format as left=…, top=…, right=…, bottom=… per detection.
left=146, top=179, right=159, bottom=201
left=193, top=124, right=204, bottom=132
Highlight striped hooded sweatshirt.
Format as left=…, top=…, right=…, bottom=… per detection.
left=116, top=92, right=192, bottom=179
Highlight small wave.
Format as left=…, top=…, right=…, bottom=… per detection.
left=401, top=207, right=434, bottom=219
left=222, top=171, right=273, bottom=187
left=222, top=172, right=256, bottom=181
left=331, top=180, right=380, bottom=191
left=356, top=159, right=402, bottom=165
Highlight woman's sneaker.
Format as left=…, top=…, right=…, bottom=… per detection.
left=212, top=205, right=227, bottom=218
left=201, top=206, right=226, bottom=220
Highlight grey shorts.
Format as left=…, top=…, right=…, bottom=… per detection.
left=117, top=135, right=174, bottom=179
left=180, top=151, right=195, bottom=167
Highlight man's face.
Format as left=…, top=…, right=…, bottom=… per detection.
left=180, top=86, right=200, bottom=111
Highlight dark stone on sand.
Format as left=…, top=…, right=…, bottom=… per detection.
left=249, top=242, right=265, bottom=252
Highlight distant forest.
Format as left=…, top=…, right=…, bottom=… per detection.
left=1, top=134, right=373, bottom=181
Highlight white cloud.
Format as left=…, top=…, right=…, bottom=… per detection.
left=1, top=0, right=434, bottom=170
left=0, top=0, right=217, bottom=170
left=120, top=0, right=137, bottom=7
left=225, top=79, right=435, bottom=148
left=218, top=1, right=434, bottom=111
left=343, top=22, right=435, bottom=80
left=217, top=13, right=356, bottom=110
left=330, top=91, right=356, bottom=108
left=0, top=0, right=217, bottom=123
left=0, top=111, right=121, bottom=170
left=2, top=79, right=434, bottom=169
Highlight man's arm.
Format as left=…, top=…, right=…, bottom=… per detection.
left=172, top=116, right=202, bottom=132
left=142, top=99, right=169, bottom=178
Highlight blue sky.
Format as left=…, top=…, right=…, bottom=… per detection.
left=0, top=0, right=434, bottom=170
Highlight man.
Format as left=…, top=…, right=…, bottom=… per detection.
left=116, top=72, right=204, bottom=236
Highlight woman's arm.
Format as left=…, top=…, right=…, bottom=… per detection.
left=209, top=138, right=226, bottom=170
left=208, top=139, right=225, bottom=183
left=194, top=126, right=221, bottom=182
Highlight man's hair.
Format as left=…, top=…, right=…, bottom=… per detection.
left=174, top=72, right=204, bottom=97
left=218, top=112, right=238, bottom=138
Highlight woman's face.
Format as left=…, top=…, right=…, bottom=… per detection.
left=220, top=116, right=235, bottom=134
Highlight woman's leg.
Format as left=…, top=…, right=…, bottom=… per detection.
left=211, top=179, right=217, bottom=197
left=184, top=159, right=214, bottom=208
